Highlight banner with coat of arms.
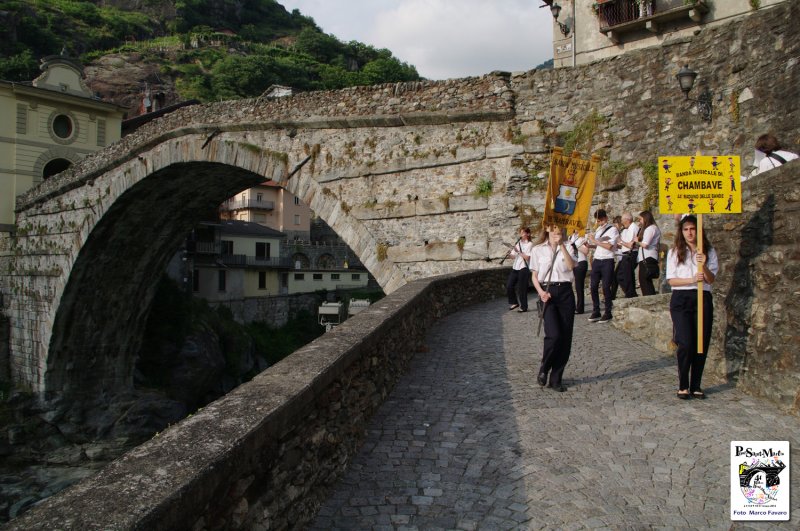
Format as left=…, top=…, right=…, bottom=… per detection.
left=543, top=147, right=600, bottom=234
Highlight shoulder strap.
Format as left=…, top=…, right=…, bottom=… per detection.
left=768, top=152, right=788, bottom=165
left=599, top=225, right=612, bottom=238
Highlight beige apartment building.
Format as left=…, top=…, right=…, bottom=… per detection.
left=0, top=54, right=124, bottom=230
left=219, top=180, right=311, bottom=240
left=545, top=0, right=788, bottom=68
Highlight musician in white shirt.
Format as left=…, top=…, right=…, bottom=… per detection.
left=531, top=224, right=575, bottom=392
left=506, top=227, right=534, bottom=312
left=635, top=210, right=662, bottom=296
left=616, top=212, right=639, bottom=298
left=586, top=209, right=619, bottom=323
left=666, top=215, right=719, bottom=400
left=567, top=229, right=589, bottom=314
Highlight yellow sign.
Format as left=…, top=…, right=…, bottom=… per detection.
left=658, top=155, right=742, bottom=214
left=543, top=148, right=600, bottom=234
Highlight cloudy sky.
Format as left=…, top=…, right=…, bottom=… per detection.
left=280, top=0, right=555, bottom=80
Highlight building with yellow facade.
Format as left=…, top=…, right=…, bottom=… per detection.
left=0, top=54, right=125, bottom=230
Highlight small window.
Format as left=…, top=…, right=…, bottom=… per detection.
left=52, top=114, right=73, bottom=139
left=351, top=274, right=361, bottom=281
left=218, top=270, right=226, bottom=291
left=258, top=271, right=267, bottom=289
left=294, top=273, right=304, bottom=280
left=221, top=240, right=234, bottom=255
left=313, top=273, right=323, bottom=281
left=193, top=269, right=200, bottom=292
left=294, top=214, right=301, bottom=225
left=257, top=193, right=263, bottom=202
left=294, top=196, right=300, bottom=205
left=331, top=273, right=340, bottom=280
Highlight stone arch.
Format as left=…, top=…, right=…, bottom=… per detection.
left=317, top=253, right=336, bottom=269
left=292, top=253, right=310, bottom=269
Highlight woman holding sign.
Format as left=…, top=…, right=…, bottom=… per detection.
left=666, top=215, right=718, bottom=399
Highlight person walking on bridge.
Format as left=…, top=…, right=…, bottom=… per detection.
left=531, top=224, right=576, bottom=392
left=506, top=227, right=533, bottom=312
left=666, top=215, right=718, bottom=400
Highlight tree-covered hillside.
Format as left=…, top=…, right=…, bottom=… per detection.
left=0, top=0, right=420, bottom=104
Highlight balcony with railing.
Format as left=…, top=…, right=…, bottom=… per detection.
left=219, top=198, right=275, bottom=212
left=595, top=0, right=709, bottom=43
left=218, top=255, right=293, bottom=268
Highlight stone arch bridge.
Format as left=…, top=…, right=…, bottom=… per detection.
left=1, top=75, right=549, bottom=400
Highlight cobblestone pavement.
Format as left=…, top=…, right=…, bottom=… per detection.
left=310, top=298, right=800, bottom=530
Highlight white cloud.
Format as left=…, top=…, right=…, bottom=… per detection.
left=280, top=0, right=553, bottom=80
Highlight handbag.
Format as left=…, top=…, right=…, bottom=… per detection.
left=644, top=257, right=660, bottom=279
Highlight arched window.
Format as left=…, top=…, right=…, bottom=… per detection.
left=317, top=253, right=336, bottom=269
left=42, top=158, right=73, bottom=179
left=292, top=253, right=310, bottom=269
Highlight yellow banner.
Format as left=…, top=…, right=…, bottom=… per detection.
left=658, top=155, right=742, bottom=214
left=543, top=148, right=600, bottom=234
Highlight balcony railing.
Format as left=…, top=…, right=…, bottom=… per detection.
left=596, top=0, right=708, bottom=43
left=186, top=240, right=220, bottom=254
left=219, top=198, right=275, bottom=212
left=218, top=254, right=293, bottom=268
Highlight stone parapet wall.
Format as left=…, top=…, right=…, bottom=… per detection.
left=6, top=268, right=507, bottom=530
left=613, top=162, right=800, bottom=413
left=213, top=293, right=320, bottom=327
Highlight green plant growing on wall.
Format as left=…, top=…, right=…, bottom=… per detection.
left=730, top=89, right=741, bottom=122
left=749, top=0, right=760, bottom=9
left=638, top=160, right=659, bottom=211
left=340, top=201, right=352, bottom=214
left=474, top=179, right=493, bottom=198
left=376, top=241, right=389, bottom=262
left=564, top=110, right=607, bottom=155
left=363, top=199, right=378, bottom=209
left=384, top=200, right=398, bottom=210
left=516, top=204, right=541, bottom=230
left=599, top=160, right=630, bottom=190
left=456, top=236, right=466, bottom=252
left=439, top=191, right=452, bottom=210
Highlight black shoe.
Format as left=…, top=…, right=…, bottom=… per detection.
left=550, top=384, right=567, bottom=392
left=587, top=313, right=601, bottom=322
left=598, top=314, right=613, bottom=323
left=574, top=310, right=584, bottom=315
left=537, top=373, right=547, bottom=386
left=517, top=308, right=527, bottom=313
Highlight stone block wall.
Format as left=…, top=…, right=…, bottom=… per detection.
left=213, top=292, right=320, bottom=327
left=6, top=268, right=507, bottom=530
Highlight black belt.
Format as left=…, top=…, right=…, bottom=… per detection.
left=542, top=281, right=571, bottom=287
left=621, top=252, right=632, bottom=256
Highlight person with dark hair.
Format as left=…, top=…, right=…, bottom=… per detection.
left=567, top=229, right=589, bottom=314
left=754, top=133, right=798, bottom=175
left=506, top=227, right=533, bottom=312
left=531, top=224, right=575, bottom=392
left=666, top=215, right=719, bottom=400
left=635, top=210, right=661, bottom=296
left=587, top=209, right=619, bottom=323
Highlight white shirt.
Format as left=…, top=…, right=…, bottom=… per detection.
left=755, top=150, right=798, bottom=175
left=592, top=223, right=619, bottom=260
left=567, top=232, right=587, bottom=263
left=511, top=239, right=534, bottom=271
left=637, top=224, right=661, bottom=262
left=531, top=243, right=574, bottom=283
left=619, top=222, right=639, bottom=255
left=666, top=247, right=719, bottom=292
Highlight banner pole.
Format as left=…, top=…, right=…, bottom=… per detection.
left=697, top=213, right=704, bottom=355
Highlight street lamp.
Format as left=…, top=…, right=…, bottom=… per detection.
left=676, top=65, right=713, bottom=122
left=550, top=3, right=570, bottom=37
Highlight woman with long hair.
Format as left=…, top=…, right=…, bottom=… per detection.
left=635, top=210, right=662, bottom=296
left=666, top=215, right=718, bottom=399
left=530, top=224, right=575, bottom=392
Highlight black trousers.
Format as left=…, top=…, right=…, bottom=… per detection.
left=670, top=290, right=713, bottom=392
left=573, top=261, right=588, bottom=313
left=638, top=258, right=658, bottom=296
left=539, top=283, right=576, bottom=387
left=590, top=258, right=615, bottom=317
left=506, top=267, right=530, bottom=310
left=616, top=254, right=638, bottom=298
